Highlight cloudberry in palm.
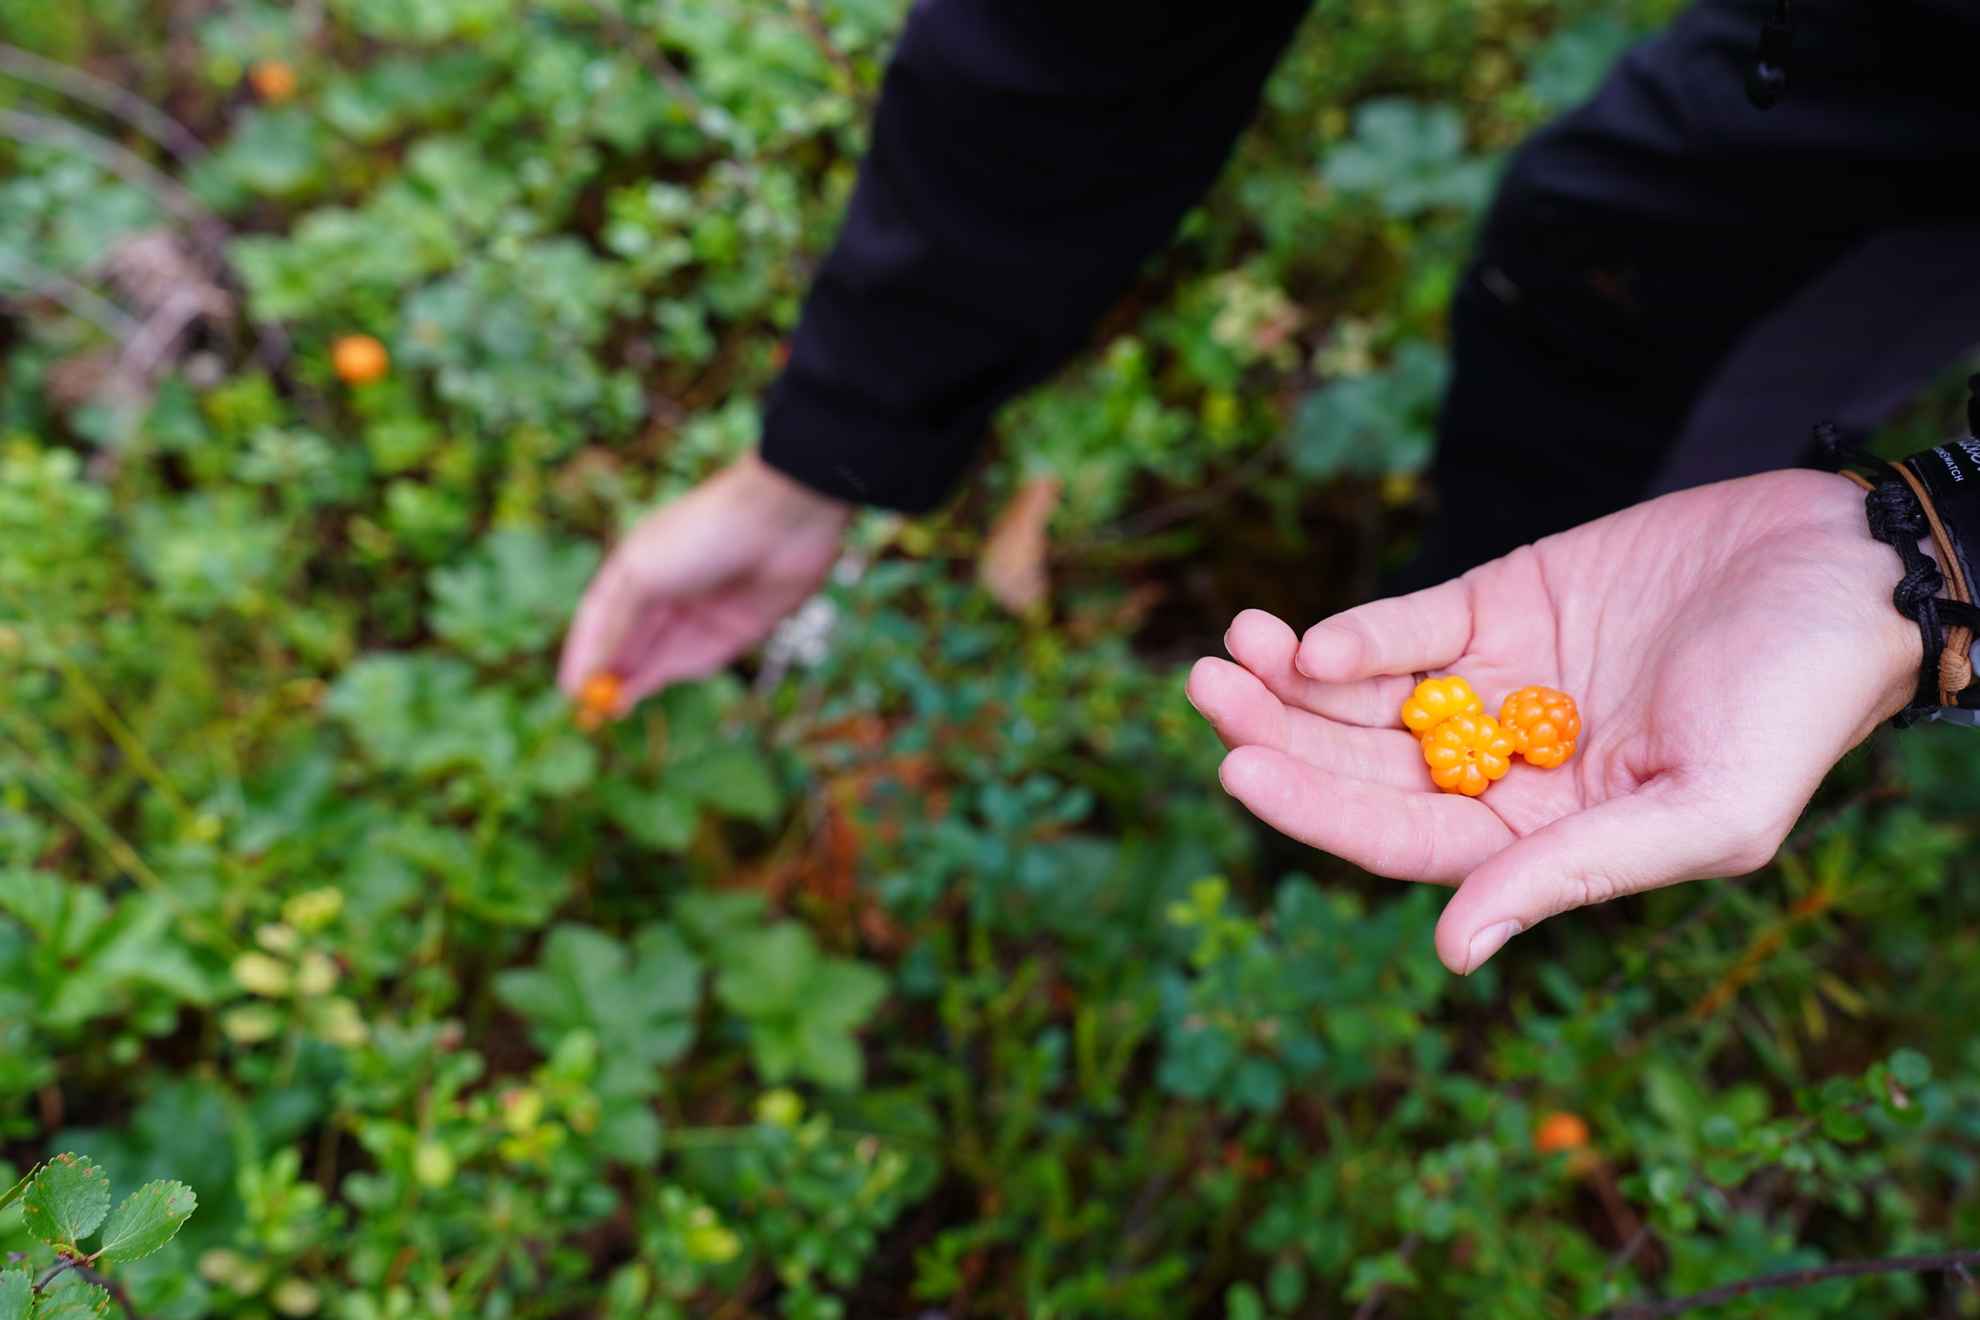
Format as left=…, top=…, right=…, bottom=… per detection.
left=1421, top=713, right=1515, bottom=797
left=1399, top=675, right=1482, bottom=737
left=1499, top=686, right=1581, bottom=769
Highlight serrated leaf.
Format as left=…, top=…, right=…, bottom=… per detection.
left=37, top=1280, right=113, bottom=1319
left=0, top=1268, right=31, bottom=1320
left=23, top=1154, right=110, bottom=1246
left=95, top=1179, right=197, bottom=1264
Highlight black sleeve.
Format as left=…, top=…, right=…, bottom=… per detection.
left=758, top=0, right=1310, bottom=513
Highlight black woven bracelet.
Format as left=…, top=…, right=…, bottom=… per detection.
left=1819, top=421, right=1980, bottom=727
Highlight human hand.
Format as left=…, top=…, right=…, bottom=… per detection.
left=1186, top=470, right=1921, bottom=975
left=558, top=451, right=853, bottom=714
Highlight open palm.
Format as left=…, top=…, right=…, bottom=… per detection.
left=1187, top=470, right=1919, bottom=975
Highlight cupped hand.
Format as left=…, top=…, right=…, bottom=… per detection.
left=1187, top=470, right=1921, bottom=975
left=558, top=452, right=853, bottom=714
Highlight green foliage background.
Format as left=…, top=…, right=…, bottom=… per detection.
left=3, top=1, right=1980, bottom=1316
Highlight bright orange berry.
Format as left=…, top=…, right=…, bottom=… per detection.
left=574, top=672, right=622, bottom=731
left=249, top=59, right=298, bottom=103
left=1421, top=712, right=1515, bottom=797
left=1534, top=1111, right=1591, bottom=1155
left=1400, top=675, right=1482, bottom=737
left=1499, top=686, right=1581, bottom=769
left=331, top=334, right=390, bottom=385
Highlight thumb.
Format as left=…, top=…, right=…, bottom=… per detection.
left=1434, top=783, right=1775, bottom=976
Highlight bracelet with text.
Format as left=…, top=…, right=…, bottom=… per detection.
left=1824, top=415, right=1980, bottom=728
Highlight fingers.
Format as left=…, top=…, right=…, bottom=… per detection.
left=558, top=555, right=632, bottom=696
left=1294, top=578, right=1473, bottom=683
left=1223, top=609, right=1417, bottom=726
left=619, top=611, right=742, bottom=705
left=1434, top=782, right=1767, bottom=976
left=1187, top=658, right=1425, bottom=789
left=1217, top=745, right=1514, bottom=883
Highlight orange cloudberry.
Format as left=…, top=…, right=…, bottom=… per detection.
left=1499, top=686, right=1581, bottom=769
left=1421, top=712, right=1515, bottom=797
left=1399, top=675, right=1482, bottom=737
left=1533, top=1111, right=1591, bottom=1155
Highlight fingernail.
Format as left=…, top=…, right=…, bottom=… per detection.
left=1465, top=920, right=1522, bottom=974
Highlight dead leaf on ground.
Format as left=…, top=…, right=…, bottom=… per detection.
left=977, top=475, right=1061, bottom=615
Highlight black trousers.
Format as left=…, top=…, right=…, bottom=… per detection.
left=1415, top=0, right=1980, bottom=586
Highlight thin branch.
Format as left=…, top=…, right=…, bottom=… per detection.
left=0, top=42, right=207, bottom=165
left=1593, top=1248, right=1980, bottom=1319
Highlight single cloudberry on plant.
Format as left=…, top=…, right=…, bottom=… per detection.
left=249, top=59, right=298, bottom=103
left=1533, top=1111, right=1590, bottom=1155
left=1421, top=712, right=1515, bottom=797
left=331, top=334, right=389, bottom=385
left=1499, top=685, right=1581, bottom=768
left=1399, top=674, right=1482, bottom=736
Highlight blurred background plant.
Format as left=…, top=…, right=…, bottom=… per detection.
left=3, top=1, right=1980, bottom=1316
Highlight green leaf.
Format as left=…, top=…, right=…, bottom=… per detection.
left=495, top=923, right=702, bottom=1076
left=600, top=780, right=699, bottom=853
left=1821, top=1108, right=1869, bottom=1143
left=428, top=529, right=599, bottom=663
left=23, top=1154, right=111, bottom=1247
left=1321, top=98, right=1496, bottom=218
left=1889, top=1047, right=1932, bottom=1089
left=802, top=959, right=889, bottom=1034
left=0, top=1268, right=31, bottom=1320
left=714, top=924, right=817, bottom=1019
left=1289, top=341, right=1446, bottom=481
left=36, top=1281, right=114, bottom=1319
left=95, top=1179, right=198, bottom=1264
left=680, top=745, right=781, bottom=823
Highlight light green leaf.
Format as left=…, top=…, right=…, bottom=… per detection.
left=495, top=923, right=702, bottom=1076
left=95, top=1179, right=198, bottom=1264
left=0, top=1268, right=30, bottom=1320
left=714, top=924, right=816, bottom=1019
left=36, top=1281, right=113, bottom=1319
left=23, top=1154, right=110, bottom=1247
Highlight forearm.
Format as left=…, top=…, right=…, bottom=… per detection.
left=760, top=0, right=1309, bottom=512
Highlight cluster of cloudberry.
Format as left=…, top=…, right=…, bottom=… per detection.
left=1399, top=676, right=1580, bottom=797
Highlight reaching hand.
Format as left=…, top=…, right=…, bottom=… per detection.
left=1187, top=469, right=1921, bottom=976
left=558, top=452, right=853, bottom=714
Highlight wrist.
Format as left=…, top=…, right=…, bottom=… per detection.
left=1797, top=470, right=1925, bottom=724
left=731, top=450, right=855, bottom=531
